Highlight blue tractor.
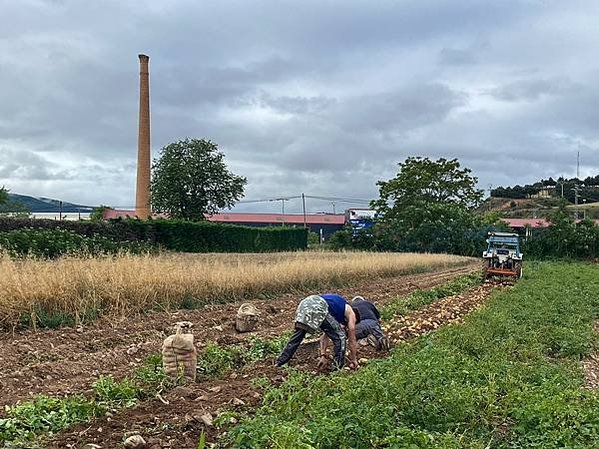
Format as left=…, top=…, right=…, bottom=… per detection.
left=483, top=231, right=523, bottom=280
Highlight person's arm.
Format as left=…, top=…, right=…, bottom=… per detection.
left=345, top=305, right=358, bottom=368
left=319, top=334, right=330, bottom=357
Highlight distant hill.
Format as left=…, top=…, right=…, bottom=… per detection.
left=6, top=193, right=94, bottom=213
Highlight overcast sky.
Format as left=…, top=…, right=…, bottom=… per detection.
left=1, top=0, right=599, bottom=213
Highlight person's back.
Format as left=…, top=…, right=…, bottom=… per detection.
left=351, top=296, right=380, bottom=322
left=319, top=293, right=349, bottom=325
left=352, top=296, right=390, bottom=351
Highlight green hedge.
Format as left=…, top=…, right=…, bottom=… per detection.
left=0, top=228, right=152, bottom=258
left=0, top=219, right=308, bottom=254
left=0, top=218, right=143, bottom=241
left=150, top=220, right=307, bottom=252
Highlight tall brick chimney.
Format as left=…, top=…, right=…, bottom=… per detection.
left=135, top=54, right=151, bottom=219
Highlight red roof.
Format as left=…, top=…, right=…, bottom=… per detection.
left=104, top=209, right=136, bottom=219
left=103, top=209, right=345, bottom=225
left=207, top=212, right=345, bottom=225
left=502, top=218, right=551, bottom=229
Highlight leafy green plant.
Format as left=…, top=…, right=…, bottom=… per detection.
left=0, top=395, right=104, bottom=446
left=196, top=343, right=244, bottom=380
left=244, top=334, right=290, bottom=363
left=93, top=376, right=140, bottom=407
left=196, top=334, right=292, bottom=381
left=197, top=431, right=206, bottom=449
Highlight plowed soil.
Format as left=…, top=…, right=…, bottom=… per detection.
left=0, top=263, right=484, bottom=449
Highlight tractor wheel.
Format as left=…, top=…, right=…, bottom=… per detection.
left=482, top=260, right=491, bottom=281
left=515, top=262, right=523, bottom=279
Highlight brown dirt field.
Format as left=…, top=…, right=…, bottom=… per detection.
left=0, top=264, right=477, bottom=409
left=0, top=263, right=483, bottom=448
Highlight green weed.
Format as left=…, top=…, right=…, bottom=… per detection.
left=0, top=395, right=104, bottom=447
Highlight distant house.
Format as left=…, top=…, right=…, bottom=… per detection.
left=502, top=218, right=552, bottom=230
left=528, top=186, right=555, bottom=199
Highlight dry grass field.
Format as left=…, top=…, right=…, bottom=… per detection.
left=0, top=251, right=472, bottom=329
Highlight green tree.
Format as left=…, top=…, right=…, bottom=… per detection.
left=371, top=157, right=486, bottom=255
left=372, top=157, right=483, bottom=217
left=0, top=186, right=8, bottom=206
left=151, top=139, right=247, bottom=220
left=0, top=187, right=29, bottom=217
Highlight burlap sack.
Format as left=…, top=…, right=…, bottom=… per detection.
left=235, top=303, right=260, bottom=333
left=162, top=326, right=197, bottom=382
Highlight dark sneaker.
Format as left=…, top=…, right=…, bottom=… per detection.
left=366, top=334, right=378, bottom=348
left=377, top=336, right=391, bottom=352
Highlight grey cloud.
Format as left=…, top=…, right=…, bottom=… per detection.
left=331, top=84, right=467, bottom=133
left=259, top=94, right=335, bottom=115
left=438, top=48, right=479, bottom=66
left=1, top=0, right=599, bottom=207
left=0, top=148, right=73, bottom=180
left=486, top=78, right=578, bottom=102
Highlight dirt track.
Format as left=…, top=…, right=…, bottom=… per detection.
left=0, top=263, right=484, bottom=448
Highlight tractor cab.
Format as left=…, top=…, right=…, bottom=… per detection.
left=483, top=232, right=523, bottom=279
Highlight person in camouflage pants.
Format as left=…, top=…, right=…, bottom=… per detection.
left=275, top=295, right=352, bottom=369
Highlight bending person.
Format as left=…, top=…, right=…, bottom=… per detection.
left=275, top=294, right=360, bottom=370
left=352, top=296, right=390, bottom=351
left=318, top=293, right=360, bottom=369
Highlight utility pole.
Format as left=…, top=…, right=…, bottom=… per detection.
left=59, top=201, right=63, bottom=221
left=331, top=202, right=336, bottom=214
left=272, top=198, right=288, bottom=226
left=302, top=193, right=307, bottom=229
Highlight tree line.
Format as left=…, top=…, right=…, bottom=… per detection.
left=330, top=157, right=599, bottom=259
left=491, top=175, right=599, bottom=203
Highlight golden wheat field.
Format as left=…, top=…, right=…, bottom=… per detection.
left=0, top=251, right=472, bottom=329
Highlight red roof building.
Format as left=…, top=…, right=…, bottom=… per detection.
left=502, top=218, right=551, bottom=229
left=103, top=210, right=346, bottom=237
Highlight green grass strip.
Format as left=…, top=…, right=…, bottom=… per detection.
left=226, top=262, right=599, bottom=449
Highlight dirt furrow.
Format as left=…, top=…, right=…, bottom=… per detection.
left=384, top=283, right=495, bottom=342
left=0, top=263, right=477, bottom=409
left=46, top=268, right=495, bottom=449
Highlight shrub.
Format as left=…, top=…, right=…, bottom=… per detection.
left=0, top=228, right=152, bottom=258
left=0, top=219, right=308, bottom=254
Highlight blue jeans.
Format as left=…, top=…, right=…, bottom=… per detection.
left=355, top=318, right=384, bottom=340
left=276, top=314, right=346, bottom=368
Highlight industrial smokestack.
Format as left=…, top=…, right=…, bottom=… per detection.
left=135, top=54, right=151, bottom=219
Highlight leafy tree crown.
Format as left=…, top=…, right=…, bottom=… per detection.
left=151, top=138, right=247, bottom=220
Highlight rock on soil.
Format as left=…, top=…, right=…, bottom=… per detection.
left=124, top=434, right=147, bottom=448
